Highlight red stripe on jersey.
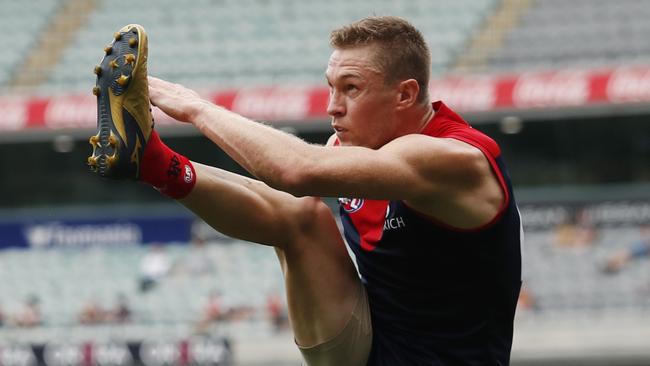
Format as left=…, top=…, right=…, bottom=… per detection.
left=418, top=101, right=510, bottom=230
left=334, top=135, right=388, bottom=250
left=346, top=199, right=389, bottom=251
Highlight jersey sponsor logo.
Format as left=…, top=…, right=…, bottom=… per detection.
left=338, top=198, right=365, bottom=213
left=384, top=204, right=406, bottom=231
left=384, top=216, right=406, bottom=230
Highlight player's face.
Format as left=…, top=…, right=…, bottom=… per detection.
left=325, top=46, right=400, bottom=149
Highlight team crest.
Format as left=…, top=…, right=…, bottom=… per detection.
left=338, top=198, right=365, bottom=213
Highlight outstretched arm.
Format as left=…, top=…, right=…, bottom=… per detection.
left=147, top=77, right=329, bottom=192
left=149, top=77, right=503, bottom=228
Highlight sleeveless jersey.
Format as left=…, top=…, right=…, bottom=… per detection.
left=338, top=101, right=522, bottom=365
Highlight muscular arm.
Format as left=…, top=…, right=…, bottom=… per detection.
left=149, top=78, right=504, bottom=228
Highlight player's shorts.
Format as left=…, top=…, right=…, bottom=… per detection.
left=298, top=282, right=372, bottom=366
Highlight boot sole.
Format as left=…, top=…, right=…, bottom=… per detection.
left=89, top=25, right=148, bottom=179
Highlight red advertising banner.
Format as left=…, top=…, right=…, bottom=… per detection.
left=1, top=67, right=649, bottom=132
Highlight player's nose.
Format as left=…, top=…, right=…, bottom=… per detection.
left=326, top=91, right=345, bottom=117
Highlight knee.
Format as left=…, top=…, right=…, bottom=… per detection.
left=291, top=197, right=336, bottom=234
left=254, top=196, right=337, bottom=251
left=280, top=197, right=339, bottom=249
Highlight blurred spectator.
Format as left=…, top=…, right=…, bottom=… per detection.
left=194, top=290, right=255, bottom=334
left=78, top=294, right=131, bottom=325
left=107, top=293, right=131, bottom=324
left=602, top=225, right=650, bottom=274
left=515, top=283, right=539, bottom=317
left=12, top=295, right=42, bottom=327
left=138, top=244, right=172, bottom=293
left=195, top=290, right=224, bottom=334
left=554, top=208, right=597, bottom=248
left=78, top=298, right=107, bottom=325
left=266, top=291, right=289, bottom=332
left=226, top=303, right=255, bottom=322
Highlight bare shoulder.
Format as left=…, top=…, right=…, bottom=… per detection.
left=385, top=134, right=505, bottom=229
left=381, top=134, right=486, bottom=171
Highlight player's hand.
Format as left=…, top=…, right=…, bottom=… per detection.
left=148, top=76, right=210, bottom=123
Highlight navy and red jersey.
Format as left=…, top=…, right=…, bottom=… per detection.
left=338, top=101, right=522, bottom=366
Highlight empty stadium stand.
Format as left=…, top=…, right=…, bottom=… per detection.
left=2, top=0, right=498, bottom=93
left=485, top=0, right=650, bottom=73
left=0, top=240, right=284, bottom=342
left=3, top=0, right=650, bottom=93
left=0, top=0, right=64, bottom=87
left=1, top=206, right=649, bottom=339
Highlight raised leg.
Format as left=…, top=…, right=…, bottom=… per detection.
left=180, top=163, right=361, bottom=346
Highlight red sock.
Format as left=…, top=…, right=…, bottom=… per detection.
left=139, top=130, right=196, bottom=199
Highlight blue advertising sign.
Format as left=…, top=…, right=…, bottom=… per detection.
left=0, top=215, right=194, bottom=249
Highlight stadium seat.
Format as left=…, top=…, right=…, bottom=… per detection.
left=37, top=0, right=497, bottom=92
left=487, top=0, right=650, bottom=73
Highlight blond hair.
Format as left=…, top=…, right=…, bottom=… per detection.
left=330, top=16, right=431, bottom=104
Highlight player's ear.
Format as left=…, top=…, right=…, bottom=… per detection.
left=395, top=79, right=419, bottom=111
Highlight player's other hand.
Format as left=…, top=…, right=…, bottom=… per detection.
left=148, top=76, right=210, bottom=123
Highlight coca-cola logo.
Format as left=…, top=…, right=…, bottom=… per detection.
left=606, top=67, right=650, bottom=103
left=429, top=76, right=497, bottom=111
left=513, top=71, right=589, bottom=108
left=0, top=98, right=28, bottom=131
left=43, top=96, right=96, bottom=129
left=232, top=87, right=310, bottom=120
